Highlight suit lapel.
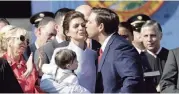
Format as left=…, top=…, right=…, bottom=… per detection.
left=98, top=33, right=117, bottom=72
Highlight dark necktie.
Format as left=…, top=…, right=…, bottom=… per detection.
left=98, top=48, right=103, bottom=63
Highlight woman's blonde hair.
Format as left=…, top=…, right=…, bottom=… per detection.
left=0, top=25, right=29, bottom=57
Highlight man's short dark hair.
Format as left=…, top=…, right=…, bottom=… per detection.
left=91, top=7, right=119, bottom=35
left=55, top=49, right=77, bottom=69
left=54, top=8, right=74, bottom=24
left=0, top=18, right=10, bottom=25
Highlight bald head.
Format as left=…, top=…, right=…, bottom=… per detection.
left=75, top=5, right=92, bottom=20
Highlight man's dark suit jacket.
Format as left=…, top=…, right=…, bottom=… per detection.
left=95, top=33, right=144, bottom=93
left=160, top=47, right=179, bottom=93
left=140, top=52, right=157, bottom=93
left=23, top=43, right=37, bottom=61
left=92, top=39, right=101, bottom=51
left=145, top=47, right=169, bottom=88
left=34, top=38, right=69, bottom=65
left=0, top=58, right=23, bottom=93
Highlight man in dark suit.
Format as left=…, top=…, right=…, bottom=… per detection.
left=140, top=20, right=169, bottom=92
left=159, top=48, right=179, bottom=93
left=34, top=8, right=73, bottom=70
left=118, top=21, right=157, bottom=93
left=23, top=12, right=56, bottom=61
left=86, top=7, right=144, bottom=93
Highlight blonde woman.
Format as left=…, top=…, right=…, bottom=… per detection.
left=0, top=25, right=41, bottom=93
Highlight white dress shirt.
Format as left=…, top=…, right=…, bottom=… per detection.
left=35, top=41, right=39, bottom=49
left=41, top=41, right=97, bottom=93
left=147, top=47, right=162, bottom=58
left=56, top=36, right=64, bottom=43
left=135, top=47, right=145, bottom=54
left=101, top=33, right=115, bottom=51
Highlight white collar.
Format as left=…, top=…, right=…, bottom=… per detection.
left=35, top=41, right=39, bottom=49
left=101, top=33, right=115, bottom=51
left=147, top=47, right=162, bottom=58
left=56, top=36, right=64, bottom=43
left=135, top=47, right=145, bottom=54
left=57, top=67, right=73, bottom=74
left=68, top=41, right=87, bottom=52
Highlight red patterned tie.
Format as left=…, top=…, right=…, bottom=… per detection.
left=98, top=48, right=103, bottom=63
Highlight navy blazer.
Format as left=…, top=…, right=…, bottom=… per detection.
left=96, top=33, right=144, bottom=93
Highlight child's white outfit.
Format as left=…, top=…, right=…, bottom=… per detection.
left=40, top=64, right=90, bottom=93
left=40, top=41, right=97, bottom=93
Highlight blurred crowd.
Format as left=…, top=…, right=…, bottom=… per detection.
left=0, top=4, right=179, bottom=93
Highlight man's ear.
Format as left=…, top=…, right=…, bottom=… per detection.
left=36, top=27, right=42, bottom=36
left=160, top=33, right=163, bottom=40
left=54, top=24, right=59, bottom=33
left=98, top=23, right=104, bottom=33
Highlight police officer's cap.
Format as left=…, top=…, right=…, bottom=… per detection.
left=30, top=11, right=54, bottom=27
left=127, top=14, right=151, bottom=25
left=127, top=14, right=151, bottom=32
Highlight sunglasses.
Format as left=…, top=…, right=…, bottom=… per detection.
left=11, top=35, right=29, bottom=44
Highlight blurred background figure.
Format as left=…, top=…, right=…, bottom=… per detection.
left=127, top=14, right=151, bottom=53
left=34, top=8, right=73, bottom=76
left=23, top=11, right=55, bottom=61
left=118, top=21, right=134, bottom=43
left=0, top=18, right=10, bottom=31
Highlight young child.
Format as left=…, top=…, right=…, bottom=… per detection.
left=40, top=49, right=89, bottom=93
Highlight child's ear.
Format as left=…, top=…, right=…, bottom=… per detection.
left=66, top=64, right=71, bottom=69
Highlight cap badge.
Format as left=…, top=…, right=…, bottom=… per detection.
left=39, top=13, right=45, bottom=18
left=137, top=16, right=142, bottom=20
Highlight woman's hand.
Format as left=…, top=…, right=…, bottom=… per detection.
left=22, top=53, right=33, bottom=78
